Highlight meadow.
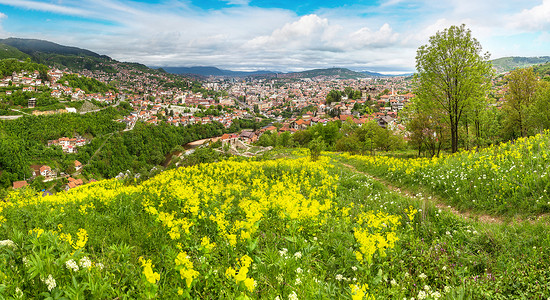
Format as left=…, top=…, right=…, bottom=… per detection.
left=0, top=145, right=549, bottom=299
left=340, top=130, right=550, bottom=217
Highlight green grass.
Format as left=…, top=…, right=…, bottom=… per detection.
left=0, top=151, right=549, bottom=299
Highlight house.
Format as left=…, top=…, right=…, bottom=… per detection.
left=13, top=180, right=28, bottom=189
left=30, top=165, right=42, bottom=178
left=74, top=160, right=83, bottom=171
left=65, top=178, right=84, bottom=191
left=378, top=116, right=394, bottom=129
left=240, top=131, right=257, bottom=143
left=40, top=165, right=52, bottom=177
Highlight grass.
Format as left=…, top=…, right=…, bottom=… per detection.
left=0, top=148, right=548, bottom=299
left=338, top=131, right=550, bottom=217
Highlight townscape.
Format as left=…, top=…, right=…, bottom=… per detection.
left=1, top=1, right=550, bottom=298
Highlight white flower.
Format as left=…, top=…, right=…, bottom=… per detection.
left=276, top=274, right=284, bottom=283
left=390, top=279, right=397, bottom=286
left=430, top=291, right=441, bottom=299
left=351, top=266, right=357, bottom=271
left=442, top=266, right=447, bottom=271
left=418, top=273, right=427, bottom=279
left=295, top=277, right=302, bottom=285
left=417, top=290, right=427, bottom=300
left=22, top=257, right=29, bottom=268
left=313, top=237, right=317, bottom=241
left=446, top=231, right=451, bottom=236
left=0, top=239, right=16, bottom=248
left=79, top=256, right=92, bottom=269
left=96, top=262, right=104, bottom=270
left=65, top=259, right=79, bottom=272
left=15, top=287, right=23, bottom=298
left=279, top=248, right=288, bottom=257
left=444, top=286, right=451, bottom=293
left=335, top=274, right=344, bottom=281
left=289, top=291, right=298, bottom=300
left=294, top=252, right=302, bottom=259
left=424, top=285, right=430, bottom=291
left=296, top=267, right=303, bottom=274
left=275, top=297, right=281, bottom=300
left=43, top=274, right=56, bottom=291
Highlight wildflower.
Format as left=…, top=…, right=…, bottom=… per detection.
left=289, top=291, right=298, bottom=300
left=65, top=259, right=79, bottom=272
left=96, top=262, right=104, bottom=270
left=444, top=286, right=451, bottom=293
left=352, top=266, right=357, bottom=271
left=79, top=256, right=92, bottom=269
left=73, top=228, right=88, bottom=249
left=15, top=287, right=23, bottom=298
left=418, top=273, right=427, bottom=279
left=279, top=248, right=288, bottom=257
left=178, top=289, right=183, bottom=295
left=442, top=266, right=447, bottom=271
left=43, top=274, right=56, bottom=291
left=390, top=279, right=397, bottom=286
left=417, top=290, right=427, bottom=300
left=0, top=239, right=16, bottom=248
left=138, top=257, right=160, bottom=284
left=244, top=277, right=256, bottom=292
left=336, top=274, right=344, bottom=281
left=22, top=257, right=29, bottom=268
left=431, top=291, right=442, bottom=299
left=294, top=252, right=302, bottom=259
left=296, top=267, right=303, bottom=274
left=295, top=277, right=302, bottom=285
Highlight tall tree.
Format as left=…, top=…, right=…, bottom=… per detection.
left=414, top=24, right=492, bottom=153
left=503, top=67, right=537, bottom=138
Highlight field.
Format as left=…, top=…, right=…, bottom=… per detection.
left=0, top=143, right=549, bottom=299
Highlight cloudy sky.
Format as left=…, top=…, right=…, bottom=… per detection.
left=0, top=0, right=549, bottom=73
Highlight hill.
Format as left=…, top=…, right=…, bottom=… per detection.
left=162, top=66, right=277, bottom=77
left=0, top=43, right=29, bottom=60
left=491, top=56, right=550, bottom=73
left=0, top=38, right=103, bottom=58
left=277, top=67, right=367, bottom=79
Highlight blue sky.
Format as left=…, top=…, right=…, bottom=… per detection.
left=0, top=0, right=549, bottom=73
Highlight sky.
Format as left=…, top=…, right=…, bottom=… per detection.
left=0, top=0, right=550, bottom=73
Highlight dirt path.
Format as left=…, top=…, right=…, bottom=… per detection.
left=339, top=162, right=508, bottom=224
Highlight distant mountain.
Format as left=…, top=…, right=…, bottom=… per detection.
left=0, top=37, right=118, bottom=72
left=360, top=70, right=414, bottom=77
left=491, top=56, right=550, bottom=73
left=0, top=43, right=30, bottom=60
left=0, top=38, right=104, bottom=58
left=276, top=68, right=367, bottom=79
left=161, top=66, right=411, bottom=79
left=162, top=66, right=277, bottom=77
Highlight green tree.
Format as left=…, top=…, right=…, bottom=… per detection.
left=503, top=67, right=538, bottom=138
left=326, top=90, right=342, bottom=105
left=526, top=81, right=550, bottom=133
left=414, top=24, right=492, bottom=153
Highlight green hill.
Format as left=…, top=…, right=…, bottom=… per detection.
left=280, top=68, right=368, bottom=79
left=0, top=43, right=29, bottom=60
left=491, top=56, right=550, bottom=73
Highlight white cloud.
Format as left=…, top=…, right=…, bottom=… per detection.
left=348, top=23, right=399, bottom=49
left=0, top=0, right=88, bottom=16
left=510, top=0, right=550, bottom=30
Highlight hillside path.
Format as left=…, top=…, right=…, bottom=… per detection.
left=339, top=162, right=509, bottom=225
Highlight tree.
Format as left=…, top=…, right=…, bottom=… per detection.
left=414, top=24, right=492, bottom=153
left=503, top=67, right=537, bottom=138
left=326, top=90, right=342, bottom=105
